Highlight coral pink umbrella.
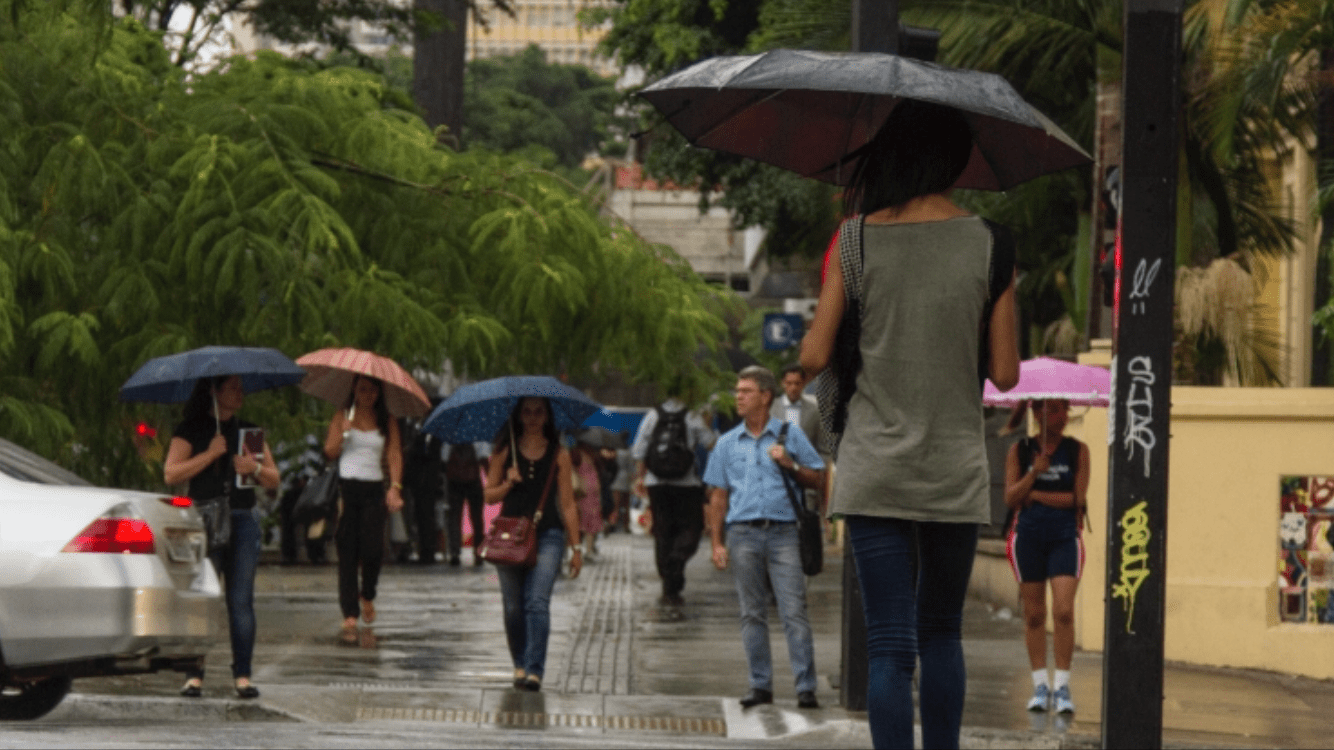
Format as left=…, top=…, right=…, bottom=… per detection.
left=983, top=357, right=1111, bottom=407
left=296, top=347, right=431, bottom=417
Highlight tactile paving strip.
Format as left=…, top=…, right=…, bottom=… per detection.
left=354, top=705, right=725, bottom=735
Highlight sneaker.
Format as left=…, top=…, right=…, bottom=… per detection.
left=1054, top=685, right=1076, bottom=714
left=1026, top=683, right=1051, bottom=712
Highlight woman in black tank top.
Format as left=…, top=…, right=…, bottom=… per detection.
left=1003, top=399, right=1090, bottom=715
left=483, top=397, right=584, bottom=692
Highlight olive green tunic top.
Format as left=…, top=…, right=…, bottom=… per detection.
left=831, top=216, right=994, bottom=524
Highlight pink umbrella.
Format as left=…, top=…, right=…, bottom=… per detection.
left=983, top=357, right=1110, bottom=407
left=296, top=347, right=432, bottom=418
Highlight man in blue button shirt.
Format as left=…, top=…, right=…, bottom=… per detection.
left=704, top=366, right=825, bottom=710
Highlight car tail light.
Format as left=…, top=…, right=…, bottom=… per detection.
left=160, top=496, right=192, bottom=508
left=63, top=508, right=156, bottom=554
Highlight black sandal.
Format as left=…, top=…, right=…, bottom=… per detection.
left=235, top=681, right=260, bottom=699
left=180, top=680, right=202, bottom=698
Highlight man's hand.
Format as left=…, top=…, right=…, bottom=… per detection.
left=768, top=443, right=794, bottom=470
left=711, top=543, right=729, bottom=570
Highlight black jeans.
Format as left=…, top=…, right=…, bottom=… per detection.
left=446, top=480, right=485, bottom=560
left=647, top=484, right=705, bottom=597
left=336, top=479, right=387, bottom=619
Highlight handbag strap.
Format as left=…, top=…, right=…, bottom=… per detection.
left=531, top=453, right=558, bottom=524
left=775, top=423, right=805, bottom=518
left=839, top=215, right=866, bottom=310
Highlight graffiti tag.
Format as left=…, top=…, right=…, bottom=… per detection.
left=1123, top=356, right=1157, bottom=477
left=1129, top=258, right=1162, bottom=315
left=1111, top=501, right=1152, bottom=634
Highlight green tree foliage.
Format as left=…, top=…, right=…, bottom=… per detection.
left=463, top=45, right=620, bottom=171
left=590, top=0, right=841, bottom=259
left=0, top=3, right=732, bottom=487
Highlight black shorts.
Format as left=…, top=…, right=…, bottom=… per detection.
left=1007, top=505, right=1083, bottom=583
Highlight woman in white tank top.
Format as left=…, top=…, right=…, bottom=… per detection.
left=324, top=375, right=403, bottom=636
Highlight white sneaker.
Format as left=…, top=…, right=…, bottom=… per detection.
left=1026, top=683, right=1051, bottom=712
left=1054, top=685, right=1076, bottom=713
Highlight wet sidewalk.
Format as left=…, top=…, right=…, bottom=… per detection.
left=59, top=532, right=1334, bottom=748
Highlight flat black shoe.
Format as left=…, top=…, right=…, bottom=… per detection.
left=740, top=688, right=773, bottom=708
left=522, top=675, right=542, bottom=692
left=179, top=683, right=202, bottom=698
left=235, top=684, right=260, bottom=699
left=797, top=691, right=819, bottom=709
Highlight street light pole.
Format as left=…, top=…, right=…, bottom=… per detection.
left=1101, top=1, right=1182, bottom=747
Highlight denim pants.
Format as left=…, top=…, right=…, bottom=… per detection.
left=191, top=507, right=261, bottom=680
left=847, top=515, right=978, bottom=750
left=727, top=522, right=817, bottom=693
left=495, top=527, right=566, bottom=678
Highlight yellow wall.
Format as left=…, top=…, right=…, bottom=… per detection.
left=1064, top=376, right=1334, bottom=680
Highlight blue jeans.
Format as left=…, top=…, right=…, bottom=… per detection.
left=727, top=522, right=817, bottom=693
left=192, top=507, right=261, bottom=680
left=847, top=515, right=978, bottom=750
left=495, top=527, right=566, bottom=678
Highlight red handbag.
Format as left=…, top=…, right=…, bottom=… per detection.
left=480, top=458, right=557, bottom=568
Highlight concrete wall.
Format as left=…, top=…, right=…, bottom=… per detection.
left=1061, top=383, right=1334, bottom=680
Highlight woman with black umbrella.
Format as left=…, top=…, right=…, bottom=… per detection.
left=163, top=375, right=279, bottom=699
left=802, top=100, right=1021, bottom=750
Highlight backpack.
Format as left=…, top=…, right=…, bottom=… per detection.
left=643, top=406, right=694, bottom=480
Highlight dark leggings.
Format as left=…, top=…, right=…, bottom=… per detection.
left=846, top=515, right=978, bottom=750
left=336, top=479, right=387, bottom=619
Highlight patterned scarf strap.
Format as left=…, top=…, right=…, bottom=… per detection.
left=838, top=214, right=866, bottom=307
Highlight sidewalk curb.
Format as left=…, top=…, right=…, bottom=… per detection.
left=50, top=694, right=301, bottom=723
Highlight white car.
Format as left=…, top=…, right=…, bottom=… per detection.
left=0, top=438, right=220, bottom=719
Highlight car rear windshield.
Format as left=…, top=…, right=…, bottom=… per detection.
left=0, top=439, right=92, bottom=486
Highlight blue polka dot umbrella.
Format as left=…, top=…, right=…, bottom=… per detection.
left=421, top=376, right=605, bottom=444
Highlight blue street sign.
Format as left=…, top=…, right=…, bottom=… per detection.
left=762, top=313, right=804, bottom=350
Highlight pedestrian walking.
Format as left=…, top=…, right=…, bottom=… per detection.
left=324, top=375, right=404, bottom=638
left=610, top=434, right=633, bottom=532
left=770, top=364, right=831, bottom=526
left=704, top=366, right=826, bottom=710
left=444, top=441, right=488, bottom=566
left=631, top=390, right=715, bottom=606
left=571, top=442, right=603, bottom=559
left=403, top=423, right=445, bottom=565
left=800, top=101, right=1021, bottom=750
left=277, top=435, right=329, bottom=565
left=1004, top=399, right=1089, bottom=715
left=163, top=375, right=279, bottom=700
left=484, top=397, right=583, bottom=692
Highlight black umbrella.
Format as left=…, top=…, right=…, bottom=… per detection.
left=638, top=49, right=1091, bottom=190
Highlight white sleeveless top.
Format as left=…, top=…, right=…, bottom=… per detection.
left=339, top=428, right=385, bottom=481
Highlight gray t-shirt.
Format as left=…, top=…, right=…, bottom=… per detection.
left=832, top=216, right=995, bottom=524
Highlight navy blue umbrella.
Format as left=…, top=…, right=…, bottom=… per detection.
left=119, top=346, right=306, bottom=403
left=422, top=376, right=604, bottom=444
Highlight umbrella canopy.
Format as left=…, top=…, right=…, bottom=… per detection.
left=983, top=357, right=1111, bottom=407
left=638, top=49, right=1091, bottom=190
left=422, top=376, right=604, bottom=444
left=119, top=346, right=305, bottom=403
left=296, top=347, right=431, bottom=418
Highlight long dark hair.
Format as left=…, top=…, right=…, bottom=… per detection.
left=343, top=375, right=390, bottom=435
left=844, top=100, right=974, bottom=216
left=183, top=375, right=232, bottom=425
left=492, top=397, right=559, bottom=465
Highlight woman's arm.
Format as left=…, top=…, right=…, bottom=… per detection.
left=384, top=418, right=404, bottom=512
left=483, top=448, right=518, bottom=505
left=323, top=410, right=347, bottom=461
left=163, top=435, right=226, bottom=486
left=800, top=252, right=845, bottom=380
left=1075, top=440, right=1091, bottom=526
left=256, top=441, right=280, bottom=491
left=556, top=448, right=582, bottom=579
left=988, top=272, right=1021, bottom=391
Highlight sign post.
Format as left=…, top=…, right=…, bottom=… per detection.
left=1102, top=1, right=1182, bottom=747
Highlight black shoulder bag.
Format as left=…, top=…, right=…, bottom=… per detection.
left=776, top=423, right=823, bottom=576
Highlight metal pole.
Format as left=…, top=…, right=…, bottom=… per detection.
left=841, top=0, right=897, bottom=713
left=1101, top=2, right=1182, bottom=747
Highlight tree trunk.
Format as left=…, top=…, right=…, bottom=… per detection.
left=413, top=0, right=468, bottom=148
left=1311, top=50, right=1334, bottom=385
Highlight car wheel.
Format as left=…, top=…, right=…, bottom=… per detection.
left=0, top=676, right=73, bottom=720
